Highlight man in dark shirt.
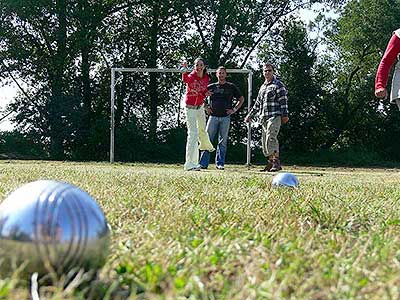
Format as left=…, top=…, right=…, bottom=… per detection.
left=199, top=66, right=244, bottom=170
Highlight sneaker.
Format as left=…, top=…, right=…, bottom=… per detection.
left=269, top=158, right=282, bottom=172
left=216, top=165, right=224, bottom=170
left=187, top=166, right=201, bottom=171
left=260, top=160, right=273, bottom=172
left=200, top=165, right=208, bottom=169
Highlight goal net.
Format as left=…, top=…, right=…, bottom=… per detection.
left=110, top=67, right=253, bottom=165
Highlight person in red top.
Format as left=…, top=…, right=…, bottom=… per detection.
left=182, top=58, right=215, bottom=171
left=375, top=29, right=400, bottom=110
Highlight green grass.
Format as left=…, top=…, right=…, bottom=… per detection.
left=0, top=161, right=399, bottom=299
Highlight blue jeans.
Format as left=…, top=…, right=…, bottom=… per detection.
left=199, top=116, right=230, bottom=168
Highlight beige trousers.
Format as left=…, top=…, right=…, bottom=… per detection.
left=184, top=105, right=215, bottom=170
left=261, top=116, right=282, bottom=158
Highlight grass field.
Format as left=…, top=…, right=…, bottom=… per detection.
left=0, top=160, right=399, bottom=299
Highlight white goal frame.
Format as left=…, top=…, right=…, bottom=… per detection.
left=110, top=67, right=253, bottom=165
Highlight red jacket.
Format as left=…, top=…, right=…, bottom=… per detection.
left=182, top=70, right=210, bottom=106
left=375, top=30, right=400, bottom=91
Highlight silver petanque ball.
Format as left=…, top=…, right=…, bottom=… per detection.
left=271, top=172, right=299, bottom=188
left=0, top=180, right=110, bottom=276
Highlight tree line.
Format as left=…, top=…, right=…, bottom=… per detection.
left=0, top=0, right=399, bottom=165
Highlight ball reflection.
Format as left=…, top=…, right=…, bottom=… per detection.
left=0, top=180, right=110, bottom=276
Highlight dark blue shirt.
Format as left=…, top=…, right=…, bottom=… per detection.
left=207, top=82, right=242, bottom=117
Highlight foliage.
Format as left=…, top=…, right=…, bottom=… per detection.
left=252, top=0, right=400, bottom=161
left=0, top=131, right=47, bottom=159
left=0, top=0, right=123, bottom=159
left=325, top=0, right=400, bottom=156
left=179, top=0, right=324, bottom=68
left=1, top=0, right=400, bottom=163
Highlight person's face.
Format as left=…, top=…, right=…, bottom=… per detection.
left=194, top=60, right=205, bottom=73
left=216, top=68, right=227, bottom=81
left=263, top=66, right=274, bottom=81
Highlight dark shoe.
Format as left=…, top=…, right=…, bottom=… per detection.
left=200, top=165, right=208, bottom=169
left=260, top=160, right=273, bottom=172
left=269, top=158, right=282, bottom=172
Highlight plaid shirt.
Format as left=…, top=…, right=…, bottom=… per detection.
left=248, top=76, right=288, bottom=120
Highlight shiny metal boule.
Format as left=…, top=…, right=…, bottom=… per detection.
left=271, top=172, right=299, bottom=188
left=0, top=180, right=110, bottom=276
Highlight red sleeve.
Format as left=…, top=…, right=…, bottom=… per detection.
left=375, top=34, right=400, bottom=91
left=182, top=72, right=192, bottom=84
left=202, top=75, right=210, bottom=97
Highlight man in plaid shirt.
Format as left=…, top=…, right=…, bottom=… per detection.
left=245, top=62, right=289, bottom=172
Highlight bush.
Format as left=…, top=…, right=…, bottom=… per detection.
left=0, top=131, right=47, bottom=159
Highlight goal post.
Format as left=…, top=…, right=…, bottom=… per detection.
left=110, top=67, right=253, bottom=165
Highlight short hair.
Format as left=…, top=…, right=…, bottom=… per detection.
left=263, top=62, right=275, bottom=71
left=216, top=66, right=226, bottom=72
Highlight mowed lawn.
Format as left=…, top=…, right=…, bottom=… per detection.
left=0, top=160, right=399, bottom=300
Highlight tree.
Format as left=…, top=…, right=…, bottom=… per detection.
left=323, top=0, right=400, bottom=153
left=0, top=0, right=134, bottom=159
left=0, top=0, right=75, bottom=158
left=180, top=0, right=330, bottom=68
left=99, top=0, right=189, bottom=144
left=257, top=18, right=329, bottom=155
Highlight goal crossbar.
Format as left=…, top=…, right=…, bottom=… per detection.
left=110, top=67, right=253, bottom=165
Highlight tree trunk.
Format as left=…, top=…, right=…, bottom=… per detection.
left=80, top=33, right=92, bottom=149
left=147, top=4, right=160, bottom=142
left=48, top=0, right=68, bottom=159
left=209, top=2, right=225, bottom=67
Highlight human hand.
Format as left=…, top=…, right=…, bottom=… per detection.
left=205, top=90, right=213, bottom=97
left=205, top=106, right=213, bottom=115
left=281, top=116, right=289, bottom=124
left=244, top=116, right=252, bottom=123
left=226, top=108, right=236, bottom=115
left=375, top=88, right=387, bottom=99
left=180, top=61, right=190, bottom=73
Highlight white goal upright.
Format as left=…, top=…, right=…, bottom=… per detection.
left=110, top=67, right=253, bottom=165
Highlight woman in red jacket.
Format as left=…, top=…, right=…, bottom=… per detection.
left=375, top=29, right=400, bottom=110
left=182, top=58, right=215, bottom=171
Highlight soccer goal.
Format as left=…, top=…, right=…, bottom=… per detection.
left=110, top=67, right=253, bottom=165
